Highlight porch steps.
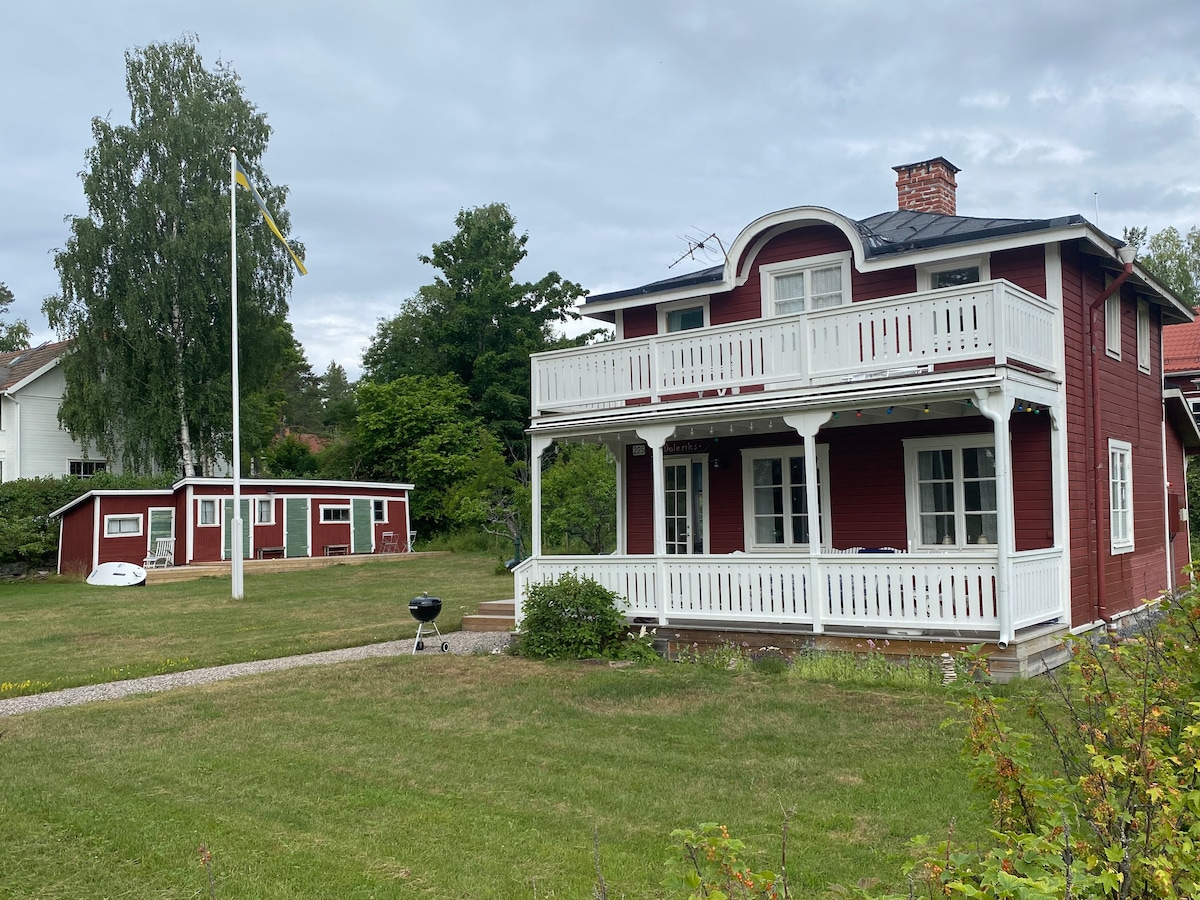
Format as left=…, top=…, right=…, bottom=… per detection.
left=461, top=600, right=516, bottom=632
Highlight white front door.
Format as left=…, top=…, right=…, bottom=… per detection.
left=664, top=457, right=706, bottom=554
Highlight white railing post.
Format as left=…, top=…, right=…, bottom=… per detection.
left=783, top=410, right=832, bottom=633
left=975, top=387, right=1015, bottom=647
left=637, top=425, right=675, bottom=625
left=993, top=283, right=1008, bottom=368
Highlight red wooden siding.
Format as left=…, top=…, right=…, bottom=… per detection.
left=58, top=497, right=96, bottom=575
left=1059, top=243, right=1171, bottom=624
left=623, top=306, right=657, bottom=339
left=96, top=495, right=159, bottom=566
left=991, top=246, right=1047, bottom=298
left=620, top=417, right=1056, bottom=556
left=1010, top=415, right=1054, bottom=551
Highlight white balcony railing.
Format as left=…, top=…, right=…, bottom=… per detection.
left=532, top=280, right=1059, bottom=415
left=513, top=549, right=1065, bottom=640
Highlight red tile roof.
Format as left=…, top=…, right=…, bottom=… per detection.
left=0, top=340, right=71, bottom=392
left=1164, top=320, right=1200, bottom=374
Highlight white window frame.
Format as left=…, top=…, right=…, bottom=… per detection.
left=662, top=453, right=711, bottom=554
left=198, top=498, right=218, bottom=527
left=759, top=251, right=851, bottom=318
left=916, top=255, right=990, bottom=292
left=104, top=514, right=143, bottom=538
left=1136, top=300, right=1150, bottom=374
left=741, top=445, right=832, bottom=551
left=657, top=296, right=710, bottom=334
left=256, top=497, right=275, bottom=525
left=373, top=499, right=388, bottom=523
left=68, top=459, right=107, bottom=477
left=320, top=504, right=351, bottom=523
left=903, top=435, right=999, bottom=550
left=1105, top=278, right=1122, bottom=359
left=1109, top=439, right=1134, bottom=554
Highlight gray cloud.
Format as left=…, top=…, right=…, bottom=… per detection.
left=4, top=0, right=1200, bottom=378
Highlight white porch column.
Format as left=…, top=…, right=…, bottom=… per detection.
left=975, top=388, right=1015, bottom=648
left=784, top=411, right=832, bottom=634
left=602, top=439, right=626, bottom=555
left=529, top=435, right=551, bottom=562
left=636, top=424, right=675, bottom=625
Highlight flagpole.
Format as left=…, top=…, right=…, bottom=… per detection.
left=230, top=148, right=244, bottom=599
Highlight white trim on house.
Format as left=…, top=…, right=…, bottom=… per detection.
left=320, top=503, right=351, bottom=523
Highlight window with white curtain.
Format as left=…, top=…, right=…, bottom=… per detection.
left=904, top=436, right=998, bottom=548
left=1109, top=439, right=1133, bottom=554
left=741, top=446, right=830, bottom=549
left=760, top=252, right=850, bottom=317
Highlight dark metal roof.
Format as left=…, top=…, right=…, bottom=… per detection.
left=855, top=210, right=1093, bottom=257
left=586, top=209, right=1105, bottom=306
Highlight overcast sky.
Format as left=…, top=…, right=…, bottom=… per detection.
left=3, top=1, right=1199, bottom=378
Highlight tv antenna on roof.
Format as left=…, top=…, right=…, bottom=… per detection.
left=668, top=229, right=727, bottom=269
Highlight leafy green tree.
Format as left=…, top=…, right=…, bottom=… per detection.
left=354, top=375, right=495, bottom=533
left=1125, top=224, right=1200, bottom=309
left=449, top=428, right=529, bottom=558
left=541, top=442, right=616, bottom=553
left=362, top=203, right=587, bottom=449
left=0, top=282, right=32, bottom=352
left=43, top=36, right=302, bottom=476
left=263, top=433, right=319, bottom=477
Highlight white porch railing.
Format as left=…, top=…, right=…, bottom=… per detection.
left=513, top=549, right=1065, bottom=639
left=532, top=280, right=1059, bottom=414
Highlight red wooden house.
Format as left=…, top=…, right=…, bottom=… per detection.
left=53, top=478, right=414, bottom=574
left=516, top=157, right=1200, bottom=672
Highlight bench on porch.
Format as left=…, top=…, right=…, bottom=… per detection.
left=324, top=544, right=350, bottom=556
left=257, top=546, right=285, bottom=560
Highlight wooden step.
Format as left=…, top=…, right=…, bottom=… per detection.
left=461, top=599, right=516, bottom=633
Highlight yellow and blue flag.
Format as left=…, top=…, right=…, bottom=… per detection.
left=234, top=157, right=308, bottom=276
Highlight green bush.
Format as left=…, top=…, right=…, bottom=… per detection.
left=517, top=572, right=647, bottom=660
left=0, top=473, right=174, bottom=566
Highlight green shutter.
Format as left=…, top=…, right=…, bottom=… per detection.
left=285, top=498, right=309, bottom=558
left=223, top=499, right=252, bottom=559
left=351, top=498, right=373, bottom=554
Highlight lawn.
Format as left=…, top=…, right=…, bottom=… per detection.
left=1, top=553, right=513, bottom=695
left=0, top=655, right=982, bottom=898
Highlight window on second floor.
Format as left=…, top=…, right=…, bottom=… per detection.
left=657, top=297, right=709, bottom=334
left=1137, top=300, right=1150, bottom=374
left=760, top=252, right=850, bottom=317
left=69, top=459, right=107, bottom=477
left=916, top=256, right=989, bottom=292
left=1105, top=278, right=1122, bottom=359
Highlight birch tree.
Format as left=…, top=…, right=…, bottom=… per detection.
left=44, top=36, right=301, bottom=475
left=0, top=283, right=32, bottom=352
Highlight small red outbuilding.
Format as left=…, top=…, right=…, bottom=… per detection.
left=52, top=478, right=414, bottom=574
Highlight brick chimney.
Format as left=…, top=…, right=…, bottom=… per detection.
left=893, top=157, right=960, bottom=216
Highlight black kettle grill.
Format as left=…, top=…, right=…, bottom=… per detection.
left=408, top=592, right=449, bottom=653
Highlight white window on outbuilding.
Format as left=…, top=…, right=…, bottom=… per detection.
left=104, top=514, right=143, bottom=537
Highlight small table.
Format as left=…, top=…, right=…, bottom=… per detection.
left=257, top=546, right=285, bottom=560
left=324, top=544, right=349, bottom=556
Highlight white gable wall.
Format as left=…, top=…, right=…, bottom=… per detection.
left=0, top=365, right=122, bottom=481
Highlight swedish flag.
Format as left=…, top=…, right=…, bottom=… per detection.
left=234, top=157, right=308, bottom=275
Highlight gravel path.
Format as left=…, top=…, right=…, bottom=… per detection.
left=0, top=630, right=513, bottom=718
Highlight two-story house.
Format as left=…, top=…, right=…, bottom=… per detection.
left=515, top=158, right=1200, bottom=675
left=0, top=340, right=117, bottom=481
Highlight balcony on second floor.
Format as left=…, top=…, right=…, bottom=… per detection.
left=532, top=279, right=1059, bottom=417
